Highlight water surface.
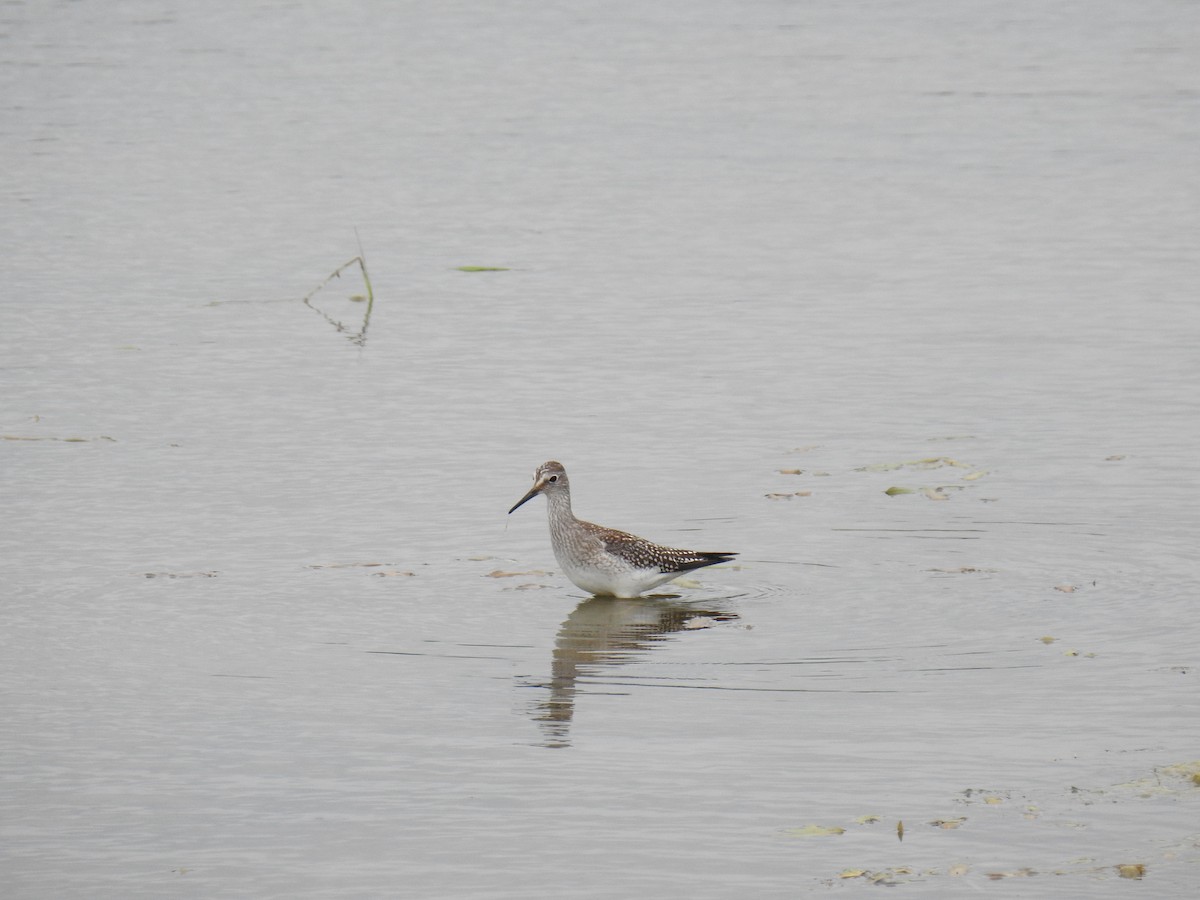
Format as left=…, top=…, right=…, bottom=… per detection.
left=2, top=1, right=1198, bottom=897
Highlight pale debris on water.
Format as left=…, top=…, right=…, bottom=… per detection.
left=986, top=868, right=1037, bottom=880
left=857, top=456, right=971, bottom=472
left=836, top=867, right=917, bottom=886
left=1113, top=760, right=1200, bottom=796
left=783, top=824, right=845, bottom=837
left=309, top=562, right=387, bottom=569
left=140, top=571, right=218, bottom=579
left=928, top=816, right=967, bottom=829
left=1159, top=760, right=1200, bottom=781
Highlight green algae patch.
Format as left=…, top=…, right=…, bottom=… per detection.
left=1116, top=864, right=1146, bottom=879
left=1160, top=760, right=1200, bottom=782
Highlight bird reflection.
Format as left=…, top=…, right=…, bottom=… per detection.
left=530, top=595, right=737, bottom=748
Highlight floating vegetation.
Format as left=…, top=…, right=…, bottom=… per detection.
left=765, top=491, right=811, bottom=500
left=487, top=569, right=551, bottom=578
left=857, top=456, right=970, bottom=473
left=1110, top=760, right=1200, bottom=797
left=959, top=787, right=1010, bottom=803
left=1158, top=760, right=1200, bottom=782
left=828, top=857, right=1159, bottom=889
left=301, top=233, right=375, bottom=346
left=456, top=265, right=510, bottom=272
left=928, top=816, right=967, bottom=830
left=865, top=457, right=989, bottom=497
left=817, top=773, right=1189, bottom=889
left=836, top=867, right=917, bottom=886
left=777, top=468, right=804, bottom=475
left=835, top=868, right=916, bottom=888
left=986, top=868, right=1037, bottom=881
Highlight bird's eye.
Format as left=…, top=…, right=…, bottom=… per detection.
left=547, top=475, right=558, bottom=483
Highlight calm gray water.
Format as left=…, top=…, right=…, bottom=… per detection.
left=3, top=1, right=1198, bottom=897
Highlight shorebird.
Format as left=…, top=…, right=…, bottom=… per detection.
left=508, top=460, right=736, bottom=598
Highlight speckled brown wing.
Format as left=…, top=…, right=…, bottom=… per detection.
left=582, top=521, right=737, bottom=574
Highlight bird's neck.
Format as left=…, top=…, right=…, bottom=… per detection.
left=545, top=488, right=576, bottom=526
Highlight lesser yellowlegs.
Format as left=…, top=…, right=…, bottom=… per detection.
left=508, top=460, right=736, bottom=598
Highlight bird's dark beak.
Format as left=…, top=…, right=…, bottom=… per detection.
left=508, top=480, right=545, bottom=514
